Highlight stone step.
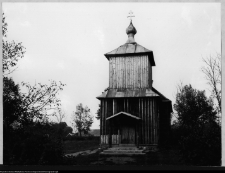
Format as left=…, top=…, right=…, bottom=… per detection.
left=103, top=150, right=144, bottom=154
left=108, top=147, right=140, bottom=150
left=118, top=144, right=136, bottom=147
left=100, top=152, right=146, bottom=156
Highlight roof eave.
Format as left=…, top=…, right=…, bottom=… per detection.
left=104, top=52, right=156, bottom=66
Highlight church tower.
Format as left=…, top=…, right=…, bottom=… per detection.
left=106, top=20, right=155, bottom=90
left=97, top=18, right=172, bottom=148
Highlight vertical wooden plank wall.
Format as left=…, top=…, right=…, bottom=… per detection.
left=101, top=100, right=103, bottom=136
left=147, top=98, right=149, bottom=144
left=134, top=98, right=158, bottom=145
left=101, top=97, right=159, bottom=145
left=100, top=100, right=102, bottom=136
left=105, top=100, right=107, bottom=136
left=141, top=98, right=144, bottom=144
left=148, top=57, right=152, bottom=87
left=109, top=55, right=152, bottom=89
left=153, top=99, right=155, bottom=144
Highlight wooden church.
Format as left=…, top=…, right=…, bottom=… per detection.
left=97, top=19, right=172, bottom=148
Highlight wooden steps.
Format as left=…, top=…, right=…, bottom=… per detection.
left=100, top=145, right=146, bottom=156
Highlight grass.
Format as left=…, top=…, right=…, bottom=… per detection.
left=62, top=139, right=188, bottom=166
left=63, top=137, right=100, bottom=154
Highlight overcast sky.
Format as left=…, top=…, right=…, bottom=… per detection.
left=2, top=2, right=221, bottom=130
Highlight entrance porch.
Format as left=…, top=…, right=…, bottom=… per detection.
left=100, top=112, right=141, bottom=147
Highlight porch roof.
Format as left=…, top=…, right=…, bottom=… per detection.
left=106, top=111, right=141, bottom=121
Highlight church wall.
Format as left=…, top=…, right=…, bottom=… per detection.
left=109, top=55, right=152, bottom=89
left=100, top=97, right=159, bottom=145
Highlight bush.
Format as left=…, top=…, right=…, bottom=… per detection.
left=4, top=122, right=65, bottom=165
left=178, top=122, right=221, bottom=166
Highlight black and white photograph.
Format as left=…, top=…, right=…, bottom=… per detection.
left=2, top=1, right=222, bottom=169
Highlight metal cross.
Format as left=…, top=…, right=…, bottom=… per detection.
left=127, top=11, right=135, bottom=21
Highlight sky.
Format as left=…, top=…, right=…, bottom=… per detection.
left=2, top=2, right=221, bottom=130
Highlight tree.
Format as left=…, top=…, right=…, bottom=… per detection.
left=3, top=77, right=23, bottom=129
left=173, top=84, right=221, bottom=166
left=2, top=14, right=66, bottom=124
left=4, top=79, right=66, bottom=129
left=2, top=13, right=26, bottom=76
left=95, top=87, right=108, bottom=120
left=20, top=80, right=66, bottom=124
left=174, top=84, right=217, bottom=128
left=73, top=103, right=93, bottom=136
left=201, top=54, right=221, bottom=114
left=2, top=14, right=66, bottom=165
left=55, top=107, right=66, bottom=123
left=95, top=103, right=101, bottom=120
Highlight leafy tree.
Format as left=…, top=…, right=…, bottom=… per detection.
left=174, top=84, right=217, bottom=128
left=95, top=87, right=108, bottom=121
left=202, top=54, right=221, bottom=115
left=3, top=77, right=23, bottom=128
left=2, top=13, right=26, bottom=76
left=20, top=80, right=66, bottom=123
left=173, top=84, right=221, bottom=166
left=95, top=103, right=101, bottom=120
left=2, top=14, right=66, bottom=165
left=73, top=103, right=93, bottom=136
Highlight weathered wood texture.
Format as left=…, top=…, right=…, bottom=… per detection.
left=100, top=135, right=109, bottom=144
left=100, top=98, right=160, bottom=145
left=109, top=55, right=152, bottom=89
left=112, top=135, right=120, bottom=144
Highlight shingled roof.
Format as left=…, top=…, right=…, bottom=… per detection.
left=104, top=20, right=155, bottom=66
left=104, top=43, right=155, bottom=66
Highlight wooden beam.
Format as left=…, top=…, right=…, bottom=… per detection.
left=100, top=100, right=102, bottom=136
left=141, top=98, right=144, bottom=144
left=105, top=100, right=107, bottom=136
left=102, top=100, right=104, bottom=135
left=150, top=98, right=153, bottom=144
left=147, top=98, right=149, bottom=144
left=144, top=98, right=147, bottom=144
left=153, top=99, right=155, bottom=144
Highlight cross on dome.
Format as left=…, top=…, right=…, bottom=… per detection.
left=127, top=11, right=135, bottom=21
left=126, top=11, right=137, bottom=43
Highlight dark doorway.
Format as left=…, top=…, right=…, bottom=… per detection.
left=121, top=125, right=135, bottom=144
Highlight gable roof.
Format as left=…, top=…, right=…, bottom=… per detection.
left=106, top=111, right=141, bottom=121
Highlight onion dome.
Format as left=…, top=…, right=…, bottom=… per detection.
left=126, top=20, right=137, bottom=44
left=126, top=20, right=137, bottom=35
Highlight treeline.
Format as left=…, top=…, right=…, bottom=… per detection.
left=2, top=14, right=70, bottom=165
left=171, top=84, right=221, bottom=166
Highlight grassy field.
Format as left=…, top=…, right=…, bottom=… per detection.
left=63, top=137, right=100, bottom=154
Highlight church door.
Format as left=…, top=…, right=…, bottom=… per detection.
left=121, top=125, right=135, bottom=144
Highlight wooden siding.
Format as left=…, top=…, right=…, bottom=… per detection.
left=109, top=55, right=152, bottom=89
left=100, top=98, right=159, bottom=145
